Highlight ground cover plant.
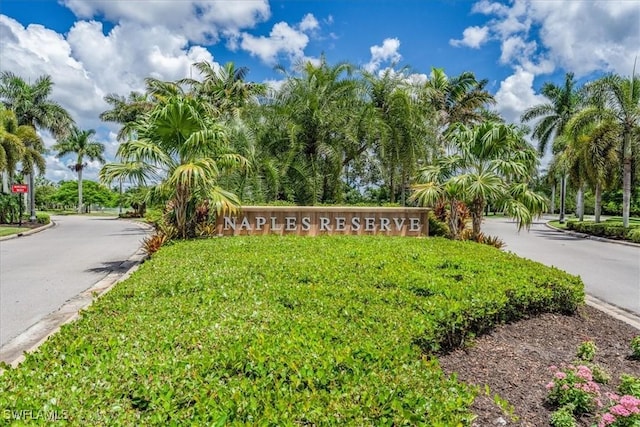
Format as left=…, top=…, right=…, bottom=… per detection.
left=0, top=236, right=583, bottom=425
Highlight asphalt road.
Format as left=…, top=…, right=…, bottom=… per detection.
left=0, top=215, right=149, bottom=347
left=482, top=216, right=640, bottom=315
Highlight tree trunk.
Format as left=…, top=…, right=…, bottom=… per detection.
left=622, top=134, right=631, bottom=228
left=549, top=182, right=556, bottom=214
left=594, top=183, right=602, bottom=224
left=389, top=165, right=395, bottom=204
left=174, top=184, right=190, bottom=239
left=471, top=198, right=484, bottom=240
left=448, top=199, right=459, bottom=239
left=576, top=185, right=584, bottom=222
left=77, top=168, right=83, bottom=214
left=1, top=172, right=8, bottom=193
left=559, top=175, right=567, bottom=223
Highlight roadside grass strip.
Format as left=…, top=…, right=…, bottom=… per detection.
left=0, top=226, right=30, bottom=237
left=0, top=236, right=584, bottom=425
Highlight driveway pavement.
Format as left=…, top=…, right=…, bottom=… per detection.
left=482, top=216, right=640, bottom=315
left=0, top=215, right=149, bottom=348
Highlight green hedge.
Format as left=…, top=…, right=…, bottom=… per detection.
left=35, top=212, right=50, bottom=225
left=0, top=236, right=584, bottom=425
left=566, top=221, right=640, bottom=243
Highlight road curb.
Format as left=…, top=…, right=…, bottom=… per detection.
left=0, top=220, right=151, bottom=367
left=0, top=220, right=55, bottom=242
left=585, top=295, right=640, bottom=331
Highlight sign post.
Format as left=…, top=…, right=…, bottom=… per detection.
left=11, top=184, right=28, bottom=226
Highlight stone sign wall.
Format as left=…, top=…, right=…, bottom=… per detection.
left=215, top=206, right=430, bottom=237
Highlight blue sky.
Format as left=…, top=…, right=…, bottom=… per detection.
left=1, top=0, right=638, bottom=182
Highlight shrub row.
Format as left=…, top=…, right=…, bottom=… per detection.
left=0, top=236, right=584, bottom=425
left=566, top=221, right=640, bottom=243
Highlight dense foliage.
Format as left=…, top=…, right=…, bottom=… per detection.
left=0, top=236, right=584, bottom=425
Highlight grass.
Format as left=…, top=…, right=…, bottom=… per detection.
left=0, top=236, right=584, bottom=425
left=0, top=226, right=30, bottom=237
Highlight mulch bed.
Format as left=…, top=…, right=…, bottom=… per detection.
left=439, top=305, right=640, bottom=426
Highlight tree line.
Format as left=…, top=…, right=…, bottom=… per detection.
left=1, top=59, right=638, bottom=239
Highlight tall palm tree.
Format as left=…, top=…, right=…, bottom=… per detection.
left=521, top=72, right=582, bottom=223
left=411, top=121, right=546, bottom=239
left=565, top=120, right=619, bottom=223
left=568, top=71, right=640, bottom=227
left=53, top=127, right=105, bottom=213
left=0, top=71, right=74, bottom=220
left=99, top=91, right=247, bottom=238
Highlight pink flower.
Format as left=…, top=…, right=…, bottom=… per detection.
left=554, top=371, right=567, bottom=380
left=619, top=395, right=640, bottom=413
left=576, top=365, right=593, bottom=381
left=598, top=413, right=616, bottom=427
left=610, top=404, right=631, bottom=417
left=549, top=365, right=558, bottom=371
left=545, top=381, right=555, bottom=390
left=561, top=384, right=569, bottom=390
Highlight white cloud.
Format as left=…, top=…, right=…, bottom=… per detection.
left=240, top=20, right=311, bottom=65
left=449, top=26, right=489, bottom=49
left=0, top=15, right=220, bottom=182
left=299, top=13, right=319, bottom=32
left=364, top=38, right=402, bottom=73
left=466, top=0, right=640, bottom=77
left=494, top=67, right=546, bottom=125
left=61, top=0, right=270, bottom=44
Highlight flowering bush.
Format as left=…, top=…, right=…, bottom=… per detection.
left=598, top=393, right=640, bottom=427
left=546, top=365, right=602, bottom=414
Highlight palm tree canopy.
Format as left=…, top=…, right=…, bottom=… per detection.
left=53, top=127, right=105, bottom=170
left=0, top=71, right=74, bottom=138
left=521, top=72, right=582, bottom=155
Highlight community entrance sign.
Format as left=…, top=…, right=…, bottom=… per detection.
left=216, top=206, right=430, bottom=237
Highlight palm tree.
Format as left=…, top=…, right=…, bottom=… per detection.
left=53, top=127, right=105, bottom=213
left=420, top=68, right=495, bottom=144
left=99, top=91, right=247, bottom=238
left=362, top=67, right=433, bottom=204
left=565, top=120, right=619, bottom=223
left=411, top=121, right=546, bottom=239
left=99, top=91, right=154, bottom=141
left=0, top=106, right=26, bottom=191
left=183, top=61, right=267, bottom=119
left=568, top=71, right=640, bottom=227
left=0, top=71, right=74, bottom=220
left=521, top=72, right=582, bottom=223
left=273, top=57, right=361, bottom=204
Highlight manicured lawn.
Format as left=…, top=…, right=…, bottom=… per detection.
left=0, top=226, right=30, bottom=237
left=0, top=236, right=584, bottom=425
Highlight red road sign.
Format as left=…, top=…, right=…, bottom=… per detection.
left=11, top=184, right=28, bottom=193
